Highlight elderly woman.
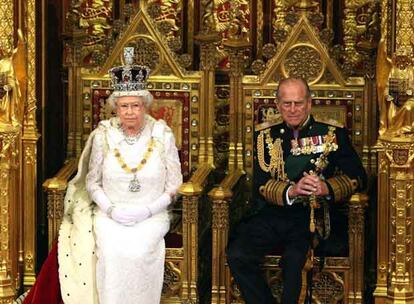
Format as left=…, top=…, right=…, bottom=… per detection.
left=27, top=51, right=182, bottom=304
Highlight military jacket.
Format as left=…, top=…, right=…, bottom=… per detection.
left=252, top=115, right=367, bottom=209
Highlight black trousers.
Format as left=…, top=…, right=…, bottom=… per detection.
left=227, top=204, right=311, bottom=304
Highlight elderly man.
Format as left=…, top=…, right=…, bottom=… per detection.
left=227, top=77, right=366, bottom=303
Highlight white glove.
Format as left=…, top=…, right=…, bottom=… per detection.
left=147, top=193, right=171, bottom=216
left=90, top=189, right=112, bottom=213
left=111, top=205, right=151, bottom=225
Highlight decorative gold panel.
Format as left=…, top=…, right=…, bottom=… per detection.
left=0, top=0, right=14, bottom=56
left=375, top=136, right=414, bottom=302
left=281, top=43, right=324, bottom=84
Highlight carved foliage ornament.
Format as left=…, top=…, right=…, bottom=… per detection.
left=127, top=37, right=161, bottom=72
left=312, top=271, right=344, bottom=302
left=0, top=0, right=13, bottom=55
left=162, top=261, right=181, bottom=296
left=282, top=44, right=324, bottom=84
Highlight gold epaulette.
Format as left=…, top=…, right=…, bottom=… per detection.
left=255, top=116, right=284, bottom=131
left=313, top=115, right=344, bottom=128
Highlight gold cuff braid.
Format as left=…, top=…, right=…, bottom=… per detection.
left=259, top=179, right=289, bottom=206
left=326, top=175, right=358, bottom=202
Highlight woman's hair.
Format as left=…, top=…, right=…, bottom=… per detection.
left=107, top=90, right=154, bottom=111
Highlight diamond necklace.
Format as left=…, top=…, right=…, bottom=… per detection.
left=121, top=124, right=145, bottom=145
left=114, top=138, right=156, bottom=192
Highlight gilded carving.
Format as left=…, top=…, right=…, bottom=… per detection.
left=47, top=191, right=65, bottom=220
left=281, top=44, right=324, bottom=83
left=0, top=31, right=25, bottom=128
left=0, top=0, right=13, bottom=56
left=396, top=0, right=414, bottom=57
left=182, top=196, right=198, bottom=224
left=24, top=146, right=35, bottom=165
left=24, top=253, right=34, bottom=272
left=26, top=0, right=37, bottom=128
left=227, top=0, right=249, bottom=41
left=200, top=0, right=220, bottom=34
left=312, top=271, right=344, bottom=302
left=251, top=59, right=266, bottom=75
left=67, top=0, right=113, bottom=65
left=148, top=0, right=182, bottom=37
left=349, top=203, right=365, bottom=234
left=129, top=37, right=161, bottom=72
left=162, top=261, right=182, bottom=296
left=393, top=149, right=409, bottom=165
left=262, top=43, right=277, bottom=59
left=211, top=200, right=229, bottom=229
left=166, top=248, right=184, bottom=257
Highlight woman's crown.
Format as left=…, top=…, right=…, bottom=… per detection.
left=108, top=47, right=151, bottom=92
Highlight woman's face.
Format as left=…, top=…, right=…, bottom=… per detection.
left=116, top=96, right=146, bottom=130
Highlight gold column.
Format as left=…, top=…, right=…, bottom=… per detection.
left=373, top=141, right=390, bottom=302
left=179, top=181, right=202, bottom=301
left=209, top=187, right=231, bottom=304
left=374, top=0, right=414, bottom=302
left=195, top=33, right=220, bottom=166
left=348, top=193, right=369, bottom=303
left=342, top=3, right=360, bottom=70
left=0, top=129, right=19, bottom=304
left=22, top=0, right=39, bottom=289
left=209, top=169, right=244, bottom=304
left=223, top=39, right=250, bottom=172
left=0, top=1, right=17, bottom=302
left=375, top=137, right=414, bottom=303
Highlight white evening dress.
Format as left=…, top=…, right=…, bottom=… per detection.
left=59, top=115, right=182, bottom=304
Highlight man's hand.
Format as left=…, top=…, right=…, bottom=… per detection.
left=288, top=172, right=329, bottom=198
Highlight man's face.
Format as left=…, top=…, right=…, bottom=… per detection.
left=276, top=80, right=312, bottom=128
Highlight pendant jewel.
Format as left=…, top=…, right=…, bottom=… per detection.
left=129, top=174, right=141, bottom=192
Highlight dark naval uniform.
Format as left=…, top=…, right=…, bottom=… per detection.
left=227, top=115, right=366, bottom=304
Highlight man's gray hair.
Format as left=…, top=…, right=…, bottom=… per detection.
left=276, top=77, right=311, bottom=98
left=107, top=90, right=154, bottom=110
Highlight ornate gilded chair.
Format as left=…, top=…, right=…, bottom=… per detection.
left=43, top=8, right=215, bottom=304
left=209, top=17, right=369, bottom=304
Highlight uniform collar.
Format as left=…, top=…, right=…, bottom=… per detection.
left=282, top=115, right=315, bottom=139
left=284, top=115, right=313, bottom=131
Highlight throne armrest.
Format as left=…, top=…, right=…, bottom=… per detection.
left=42, top=159, right=77, bottom=250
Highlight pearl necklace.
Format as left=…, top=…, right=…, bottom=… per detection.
left=114, top=138, right=156, bottom=192
left=121, top=124, right=145, bottom=145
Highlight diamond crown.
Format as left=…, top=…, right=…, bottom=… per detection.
left=109, top=47, right=151, bottom=92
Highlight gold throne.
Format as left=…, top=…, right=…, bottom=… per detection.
left=209, top=17, right=369, bottom=304
left=43, top=7, right=215, bottom=304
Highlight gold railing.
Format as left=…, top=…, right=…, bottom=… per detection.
left=208, top=169, right=245, bottom=304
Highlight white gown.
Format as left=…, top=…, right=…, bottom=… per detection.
left=58, top=115, right=182, bottom=304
